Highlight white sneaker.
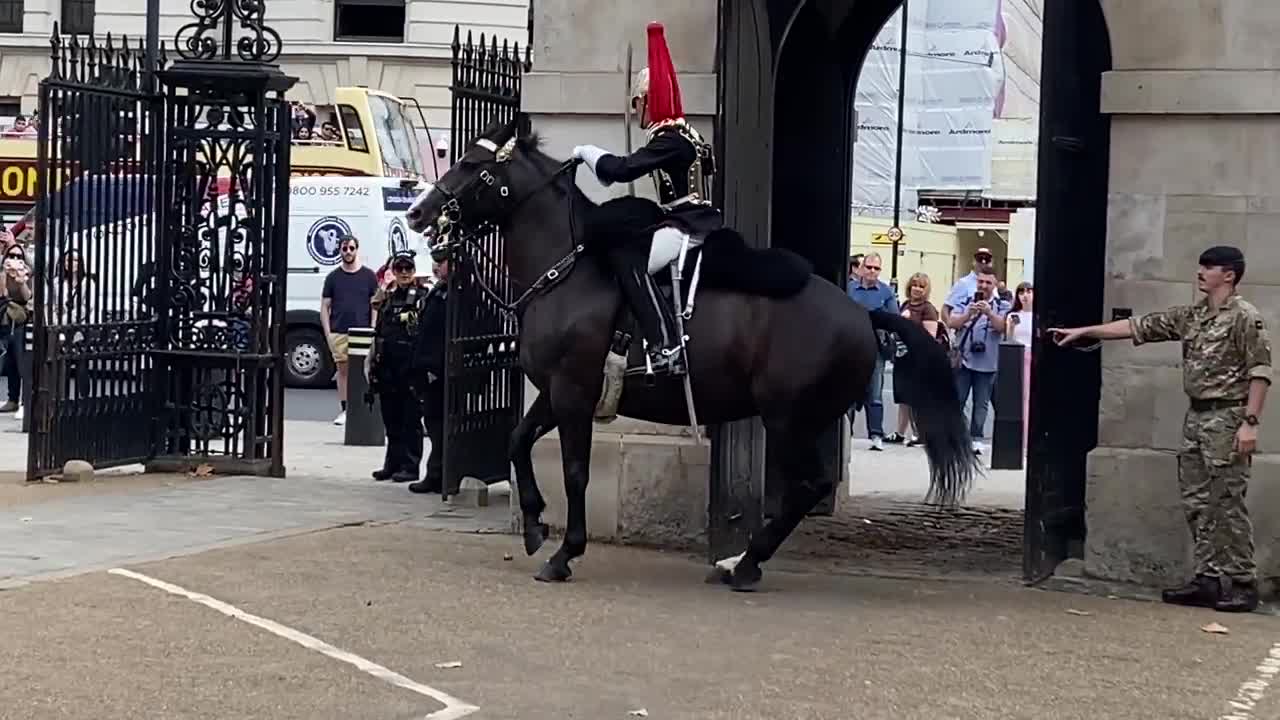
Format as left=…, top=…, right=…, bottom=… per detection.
left=870, top=436, right=883, bottom=451
left=333, top=411, right=347, bottom=426
left=13, top=404, right=22, bottom=422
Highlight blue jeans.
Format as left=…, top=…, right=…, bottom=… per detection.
left=954, top=367, right=995, bottom=440
left=849, top=356, right=886, bottom=439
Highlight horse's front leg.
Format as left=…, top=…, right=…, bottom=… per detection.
left=508, top=390, right=557, bottom=555
left=536, top=402, right=593, bottom=583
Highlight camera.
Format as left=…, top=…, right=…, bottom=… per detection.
left=970, top=341, right=986, bottom=353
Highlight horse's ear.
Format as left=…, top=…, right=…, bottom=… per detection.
left=514, top=112, right=532, bottom=140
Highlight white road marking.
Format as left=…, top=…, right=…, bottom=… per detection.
left=108, top=568, right=479, bottom=720
left=1220, top=640, right=1280, bottom=720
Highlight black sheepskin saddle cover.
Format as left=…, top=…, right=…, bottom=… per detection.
left=583, top=196, right=812, bottom=300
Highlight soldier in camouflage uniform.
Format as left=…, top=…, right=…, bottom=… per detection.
left=1048, top=246, right=1271, bottom=613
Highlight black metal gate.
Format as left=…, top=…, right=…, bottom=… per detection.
left=28, top=31, right=167, bottom=478
left=441, top=28, right=530, bottom=498
left=28, top=10, right=295, bottom=479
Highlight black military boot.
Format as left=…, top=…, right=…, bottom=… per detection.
left=1214, top=578, right=1260, bottom=613
left=1161, top=574, right=1221, bottom=608
left=371, top=468, right=394, bottom=481
left=408, top=477, right=442, bottom=494
left=390, top=470, right=417, bottom=484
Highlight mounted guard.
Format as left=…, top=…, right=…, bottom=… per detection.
left=571, top=21, right=721, bottom=378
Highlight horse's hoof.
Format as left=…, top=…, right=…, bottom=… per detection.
left=534, top=559, right=572, bottom=583
left=729, top=563, right=763, bottom=593
left=705, top=566, right=733, bottom=585
left=523, top=522, right=548, bottom=556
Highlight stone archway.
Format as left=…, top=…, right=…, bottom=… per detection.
left=713, top=0, right=1115, bottom=581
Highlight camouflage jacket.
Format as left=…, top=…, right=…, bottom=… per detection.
left=1129, top=293, right=1272, bottom=400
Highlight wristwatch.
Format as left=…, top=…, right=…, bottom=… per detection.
left=1245, top=414, right=1260, bottom=426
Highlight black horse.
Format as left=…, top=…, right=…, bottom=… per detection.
left=407, top=114, right=979, bottom=591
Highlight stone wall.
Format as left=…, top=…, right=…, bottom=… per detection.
left=1085, top=1, right=1280, bottom=589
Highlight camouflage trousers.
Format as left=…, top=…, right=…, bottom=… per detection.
left=1179, top=406, right=1255, bottom=581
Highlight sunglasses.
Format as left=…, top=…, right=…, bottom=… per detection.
left=341, top=245, right=357, bottom=252
left=392, top=264, right=414, bottom=272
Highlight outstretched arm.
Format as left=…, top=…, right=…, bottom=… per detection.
left=572, top=132, right=695, bottom=187
left=1047, top=319, right=1133, bottom=346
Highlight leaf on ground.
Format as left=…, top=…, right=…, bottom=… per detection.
left=434, top=661, right=463, bottom=669
left=191, top=463, right=214, bottom=478
left=1201, top=622, right=1230, bottom=635
left=1065, top=609, right=1093, bottom=617
left=628, top=710, right=649, bottom=718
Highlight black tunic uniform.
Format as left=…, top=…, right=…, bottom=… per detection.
left=371, top=284, right=426, bottom=481
left=593, top=122, right=723, bottom=238
left=411, top=280, right=449, bottom=488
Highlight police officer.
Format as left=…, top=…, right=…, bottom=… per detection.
left=367, top=250, right=427, bottom=484
left=1049, top=246, right=1271, bottom=613
left=408, top=245, right=450, bottom=495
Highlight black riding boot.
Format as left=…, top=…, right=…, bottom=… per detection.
left=628, top=267, right=686, bottom=376
left=604, top=247, right=685, bottom=376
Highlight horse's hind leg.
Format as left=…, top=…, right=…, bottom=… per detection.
left=713, top=427, right=829, bottom=592
left=509, top=391, right=558, bottom=556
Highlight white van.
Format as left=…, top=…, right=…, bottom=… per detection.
left=284, top=175, right=432, bottom=388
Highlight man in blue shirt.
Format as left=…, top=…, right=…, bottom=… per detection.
left=943, top=246, right=997, bottom=320
left=847, top=252, right=900, bottom=450
left=948, top=269, right=1010, bottom=454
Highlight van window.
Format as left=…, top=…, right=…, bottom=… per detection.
left=337, top=104, right=368, bottom=152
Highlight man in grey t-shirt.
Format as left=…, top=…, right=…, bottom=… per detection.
left=321, top=234, right=378, bottom=426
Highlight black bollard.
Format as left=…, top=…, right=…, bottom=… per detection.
left=990, top=341, right=1025, bottom=470
left=344, top=326, right=385, bottom=447
left=20, top=324, right=31, bottom=434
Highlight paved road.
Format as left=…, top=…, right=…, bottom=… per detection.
left=2, top=517, right=1277, bottom=720
left=286, top=387, right=343, bottom=423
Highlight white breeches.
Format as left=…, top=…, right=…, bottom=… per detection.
left=648, top=227, right=695, bottom=274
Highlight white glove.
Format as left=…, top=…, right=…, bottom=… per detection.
left=571, top=144, right=612, bottom=186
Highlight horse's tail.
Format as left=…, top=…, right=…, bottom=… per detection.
left=867, top=310, right=980, bottom=507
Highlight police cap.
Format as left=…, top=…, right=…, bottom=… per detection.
left=429, top=244, right=449, bottom=263
left=390, top=249, right=416, bottom=271
left=1199, top=245, right=1246, bottom=282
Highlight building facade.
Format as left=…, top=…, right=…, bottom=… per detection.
left=0, top=0, right=530, bottom=133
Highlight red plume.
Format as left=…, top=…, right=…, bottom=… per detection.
left=645, top=22, right=684, bottom=124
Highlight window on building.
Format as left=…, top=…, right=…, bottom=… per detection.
left=61, top=0, right=94, bottom=36
left=334, top=0, right=405, bottom=43
left=0, top=0, right=23, bottom=34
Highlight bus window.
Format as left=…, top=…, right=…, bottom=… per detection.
left=368, top=94, right=423, bottom=178
left=337, top=104, right=368, bottom=152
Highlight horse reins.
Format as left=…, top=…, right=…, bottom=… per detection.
left=430, top=143, right=585, bottom=319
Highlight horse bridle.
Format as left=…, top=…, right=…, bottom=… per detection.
left=428, top=135, right=584, bottom=318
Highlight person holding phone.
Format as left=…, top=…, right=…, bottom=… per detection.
left=0, top=238, right=32, bottom=413
left=947, top=269, right=1009, bottom=455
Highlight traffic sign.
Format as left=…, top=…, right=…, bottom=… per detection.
left=887, top=225, right=904, bottom=242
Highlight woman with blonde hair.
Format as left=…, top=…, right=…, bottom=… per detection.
left=887, top=271, right=940, bottom=446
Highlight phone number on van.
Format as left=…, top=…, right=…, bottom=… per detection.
left=291, top=185, right=370, bottom=197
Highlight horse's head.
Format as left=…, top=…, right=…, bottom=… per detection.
left=406, top=113, right=561, bottom=241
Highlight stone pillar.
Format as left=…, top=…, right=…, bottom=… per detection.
left=518, top=1, right=721, bottom=548
left=1085, top=1, right=1280, bottom=590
